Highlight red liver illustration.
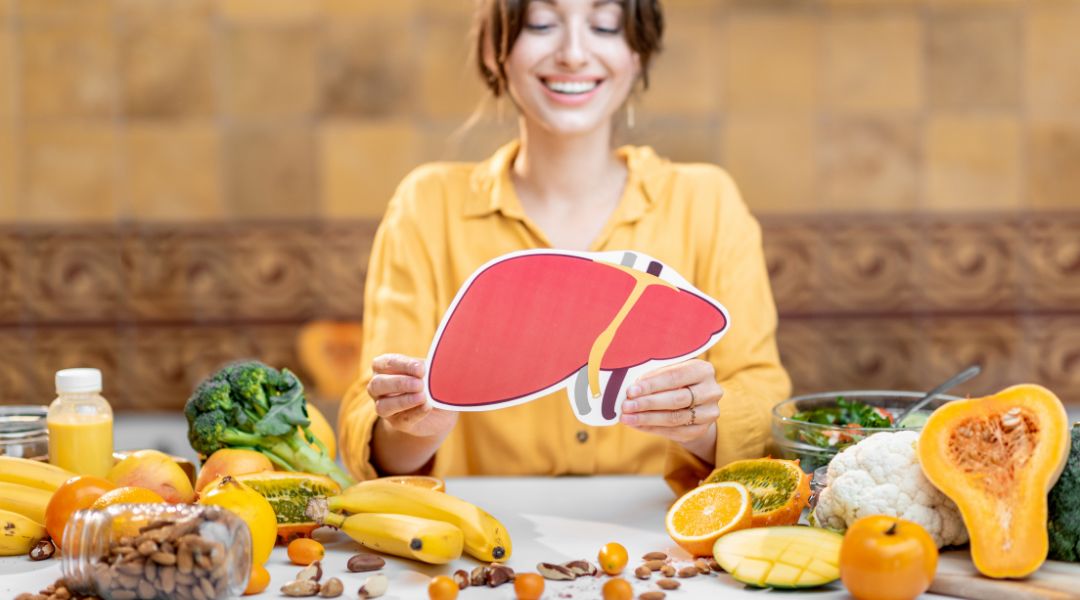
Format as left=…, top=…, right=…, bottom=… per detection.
left=427, top=252, right=728, bottom=422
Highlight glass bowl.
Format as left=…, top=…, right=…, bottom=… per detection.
left=771, top=390, right=961, bottom=474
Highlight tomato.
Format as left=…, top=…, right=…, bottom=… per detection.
left=428, top=575, right=458, bottom=600
left=286, top=538, right=325, bottom=566
left=513, top=572, right=544, bottom=600
left=601, top=578, right=633, bottom=600
left=841, top=515, right=938, bottom=600
left=45, top=476, right=117, bottom=548
left=244, top=564, right=270, bottom=595
left=598, top=541, right=628, bottom=575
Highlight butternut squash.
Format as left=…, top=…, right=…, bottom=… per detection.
left=917, top=384, right=1070, bottom=578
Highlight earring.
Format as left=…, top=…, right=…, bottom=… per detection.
left=626, top=102, right=635, bottom=129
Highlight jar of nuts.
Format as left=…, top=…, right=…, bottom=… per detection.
left=61, top=503, right=252, bottom=600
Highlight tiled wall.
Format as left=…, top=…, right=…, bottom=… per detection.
left=2, top=0, right=1079, bottom=222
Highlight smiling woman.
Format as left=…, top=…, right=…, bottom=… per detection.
left=336, top=0, right=792, bottom=496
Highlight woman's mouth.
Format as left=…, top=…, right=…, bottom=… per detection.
left=540, top=77, right=603, bottom=105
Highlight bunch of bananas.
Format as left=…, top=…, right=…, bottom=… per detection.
left=305, top=480, right=512, bottom=565
left=0, top=457, right=73, bottom=556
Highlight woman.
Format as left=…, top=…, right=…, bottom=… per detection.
left=338, top=0, right=790, bottom=495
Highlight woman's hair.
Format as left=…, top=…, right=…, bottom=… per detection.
left=473, top=0, right=664, bottom=97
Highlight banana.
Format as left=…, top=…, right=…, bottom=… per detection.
left=0, top=508, right=47, bottom=556
left=0, top=481, right=52, bottom=525
left=313, top=506, right=463, bottom=564
left=322, top=480, right=511, bottom=562
left=0, top=456, right=75, bottom=492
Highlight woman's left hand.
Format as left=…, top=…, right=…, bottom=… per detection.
left=619, top=359, right=723, bottom=446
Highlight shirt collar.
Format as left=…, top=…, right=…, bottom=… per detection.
left=465, top=140, right=670, bottom=222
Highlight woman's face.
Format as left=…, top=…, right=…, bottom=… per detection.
left=502, top=0, right=640, bottom=136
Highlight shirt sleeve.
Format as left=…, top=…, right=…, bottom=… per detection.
left=337, top=176, right=441, bottom=482
left=663, top=169, right=792, bottom=496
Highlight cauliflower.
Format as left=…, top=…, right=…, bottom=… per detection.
left=813, top=430, right=968, bottom=548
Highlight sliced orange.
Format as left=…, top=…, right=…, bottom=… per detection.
left=377, top=475, right=446, bottom=492
left=665, top=481, right=753, bottom=556
left=90, top=486, right=166, bottom=509
left=704, top=458, right=810, bottom=527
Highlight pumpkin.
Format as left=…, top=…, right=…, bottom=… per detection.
left=917, top=384, right=1071, bottom=579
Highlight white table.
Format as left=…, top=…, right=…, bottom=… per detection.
left=1, top=475, right=962, bottom=599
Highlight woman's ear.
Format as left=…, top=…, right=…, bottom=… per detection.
left=481, top=28, right=499, bottom=85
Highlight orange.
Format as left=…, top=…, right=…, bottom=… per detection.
left=377, top=475, right=446, bottom=492
left=287, top=538, right=325, bottom=565
left=601, top=578, right=633, bottom=600
left=428, top=575, right=458, bottom=600
left=598, top=542, right=628, bottom=575
left=244, top=564, right=270, bottom=595
left=665, top=481, right=753, bottom=556
left=90, top=486, right=166, bottom=509
left=45, top=476, right=117, bottom=548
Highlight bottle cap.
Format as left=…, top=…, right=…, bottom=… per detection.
left=55, top=368, right=103, bottom=393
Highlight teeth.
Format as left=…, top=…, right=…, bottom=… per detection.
left=544, top=80, right=599, bottom=94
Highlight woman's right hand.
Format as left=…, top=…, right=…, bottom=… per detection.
left=368, top=354, right=458, bottom=439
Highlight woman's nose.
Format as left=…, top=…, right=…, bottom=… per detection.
left=555, top=21, right=589, bottom=69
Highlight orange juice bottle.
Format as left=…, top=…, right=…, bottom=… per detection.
left=47, top=368, right=114, bottom=478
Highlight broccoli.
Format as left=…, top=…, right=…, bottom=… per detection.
left=1048, top=423, right=1080, bottom=562
left=185, top=360, right=355, bottom=488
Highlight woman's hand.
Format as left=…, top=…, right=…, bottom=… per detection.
left=368, top=354, right=457, bottom=439
left=619, top=359, right=722, bottom=453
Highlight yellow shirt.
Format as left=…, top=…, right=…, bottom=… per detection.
left=338, top=141, right=791, bottom=496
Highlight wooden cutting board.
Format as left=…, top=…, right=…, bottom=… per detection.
left=930, top=551, right=1080, bottom=600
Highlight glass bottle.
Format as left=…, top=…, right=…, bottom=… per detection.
left=0, top=405, right=49, bottom=459
left=47, top=368, right=114, bottom=477
left=62, top=503, right=252, bottom=600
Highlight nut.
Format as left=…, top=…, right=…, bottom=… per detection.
left=346, top=553, right=386, bottom=573
left=644, top=559, right=666, bottom=571
left=29, top=539, right=55, bottom=561
left=318, top=577, right=343, bottom=598
left=677, top=566, right=698, bottom=578
left=537, top=562, right=576, bottom=581
left=634, top=565, right=651, bottom=580
left=281, top=579, right=321, bottom=597
left=470, top=566, right=489, bottom=586
left=563, top=560, right=598, bottom=577
left=657, top=578, right=681, bottom=590
left=639, top=592, right=666, bottom=600
left=707, top=558, right=722, bottom=572
left=488, top=564, right=515, bottom=587
left=358, top=573, right=388, bottom=599
left=642, top=552, right=667, bottom=561
left=297, top=561, right=323, bottom=583
left=694, top=558, right=711, bottom=574
left=660, top=564, right=676, bottom=577
left=452, top=569, right=470, bottom=590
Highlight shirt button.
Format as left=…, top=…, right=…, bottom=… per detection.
left=576, top=430, right=589, bottom=443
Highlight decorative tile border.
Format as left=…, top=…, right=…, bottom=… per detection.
left=1, top=214, right=1077, bottom=409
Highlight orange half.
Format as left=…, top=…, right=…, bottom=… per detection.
left=665, top=482, right=753, bottom=556
left=378, top=475, right=446, bottom=492
left=90, top=486, right=166, bottom=510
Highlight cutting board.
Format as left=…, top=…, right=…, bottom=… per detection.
left=930, top=551, right=1080, bottom=600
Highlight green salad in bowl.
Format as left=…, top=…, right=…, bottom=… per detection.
left=771, top=390, right=959, bottom=473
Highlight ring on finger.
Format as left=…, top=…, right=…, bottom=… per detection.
left=685, top=386, right=696, bottom=409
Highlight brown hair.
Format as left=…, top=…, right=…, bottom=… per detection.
left=474, top=0, right=664, bottom=98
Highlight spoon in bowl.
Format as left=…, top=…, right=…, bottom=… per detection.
left=892, top=364, right=982, bottom=427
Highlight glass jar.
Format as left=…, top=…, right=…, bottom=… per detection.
left=47, top=368, right=114, bottom=477
left=0, top=405, right=49, bottom=459
left=62, top=504, right=251, bottom=600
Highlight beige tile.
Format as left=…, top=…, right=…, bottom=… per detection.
left=723, top=113, right=815, bottom=214
left=628, top=117, right=721, bottom=164
left=925, top=115, right=1020, bottom=211
left=320, top=120, right=420, bottom=220
left=225, top=124, right=317, bottom=218
left=824, top=13, right=923, bottom=114
left=419, top=120, right=517, bottom=164
left=818, top=116, right=919, bottom=211
left=113, top=0, right=213, bottom=22
left=320, top=18, right=416, bottom=118
left=0, top=0, right=12, bottom=25
left=417, top=14, right=486, bottom=120
left=321, top=0, right=416, bottom=17
left=16, top=0, right=112, bottom=23
left=127, top=123, right=225, bottom=221
left=1026, top=4, right=1080, bottom=117
left=928, top=11, right=1020, bottom=111
left=640, top=9, right=722, bottom=116
left=723, top=13, right=820, bottom=111
left=218, top=0, right=320, bottom=24
left=20, top=123, right=120, bottom=222
left=0, top=30, right=14, bottom=121
left=21, top=25, right=117, bottom=119
left=1029, top=120, right=1080, bottom=210
left=222, top=25, right=318, bottom=119
left=120, top=18, right=215, bottom=118
left=412, top=0, right=473, bottom=18
left=0, top=127, right=15, bottom=218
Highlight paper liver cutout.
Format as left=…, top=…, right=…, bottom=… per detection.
left=424, top=250, right=730, bottom=426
